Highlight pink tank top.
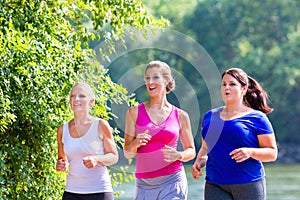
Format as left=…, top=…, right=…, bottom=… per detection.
left=135, top=103, right=183, bottom=178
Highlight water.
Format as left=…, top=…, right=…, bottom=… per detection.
left=265, top=164, right=300, bottom=200
left=114, top=164, right=300, bottom=200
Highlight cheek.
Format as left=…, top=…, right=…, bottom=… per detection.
left=220, top=87, right=227, bottom=95
left=160, top=78, right=167, bottom=85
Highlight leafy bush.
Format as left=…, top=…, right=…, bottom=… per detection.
left=0, top=0, right=167, bottom=199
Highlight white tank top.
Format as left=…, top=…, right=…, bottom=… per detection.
left=62, top=119, right=113, bottom=193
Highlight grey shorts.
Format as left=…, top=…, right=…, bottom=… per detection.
left=135, top=169, right=188, bottom=200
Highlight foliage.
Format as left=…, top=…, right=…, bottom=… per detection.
left=143, top=0, right=198, bottom=29
left=117, top=0, right=300, bottom=148
left=182, top=0, right=300, bottom=144
left=0, top=0, right=168, bottom=199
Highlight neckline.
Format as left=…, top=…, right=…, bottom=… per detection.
left=67, top=119, right=97, bottom=139
left=142, top=103, right=174, bottom=126
left=218, top=107, right=255, bottom=121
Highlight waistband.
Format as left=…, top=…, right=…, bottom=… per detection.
left=136, top=169, right=186, bottom=189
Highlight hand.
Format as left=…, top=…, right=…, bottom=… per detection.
left=135, top=130, right=151, bottom=147
left=82, top=156, right=98, bottom=169
left=161, top=145, right=181, bottom=163
left=191, top=159, right=206, bottom=180
left=230, top=147, right=252, bottom=163
left=56, top=159, right=68, bottom=172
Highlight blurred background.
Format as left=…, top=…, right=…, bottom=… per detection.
left=1, top=0, right=299, bottom=199
left=106, top=1, right=300, bottom=199
left=107, top=0, right=300, bottom=163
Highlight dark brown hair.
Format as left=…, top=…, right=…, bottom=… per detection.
left=222, top=68, right=273, bottom=114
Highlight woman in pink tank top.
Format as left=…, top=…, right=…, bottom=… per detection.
left=124, top=60, right=196, bottom=200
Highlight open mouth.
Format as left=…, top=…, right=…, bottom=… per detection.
left=149, top=86, right=156, bottom=91
left=225, top=92, right=230, bottom=96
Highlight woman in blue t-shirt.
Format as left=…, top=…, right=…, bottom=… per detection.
left=191, top=68, right=278, bottom=200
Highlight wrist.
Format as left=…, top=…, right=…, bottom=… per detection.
left=94, top=155, right=102, bottom=165
left=124, top=149, right=136, bottom=159
left=178, top=152, right=184, bottom=162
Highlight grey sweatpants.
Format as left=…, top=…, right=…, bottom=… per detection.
left=204, top=178, right=266, bottom=200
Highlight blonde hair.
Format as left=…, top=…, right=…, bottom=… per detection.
left=145, top=60, right=176, bottom=93
left=70, top=82, right=95, bottom=99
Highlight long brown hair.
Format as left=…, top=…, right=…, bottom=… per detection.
left=222, top=68, right=273, bottom=114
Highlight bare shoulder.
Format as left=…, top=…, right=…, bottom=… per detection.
left=98, top=119, right=111, bottom=131
left=56, top=124, right=64, bottom=139
left=127, top=105, right=138, bottom=121
left=177, top=108, right=191, bottom=130
left=98, top=118, right=114, bottom=138
left=177, top=107, right=190, bottom=120
left=57, top=124, right=64, bottom=132
left=128, top=105, right=138, bottom=114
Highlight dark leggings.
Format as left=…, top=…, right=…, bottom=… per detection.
left=62, top=191, right=114, bottom=200
left=205, top=179, right=266, bottom=200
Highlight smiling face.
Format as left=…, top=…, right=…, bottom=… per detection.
left=144, top=66, right=168, bottom=97
left=221, top=74, right=247, bottom=105
left=69, top=83, right=94, bottom=113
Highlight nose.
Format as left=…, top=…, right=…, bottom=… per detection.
left=145, top=78, right=154, bottom=84
left=149, top=78, right=155, bottom=84
left=73, top=95, right=80, bottom=101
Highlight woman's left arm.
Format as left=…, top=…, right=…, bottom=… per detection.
left=230, top=133, right=278, bottom=163
left=253, top=133, right=278, bottom=162
left=96, top=119, right=119, bottom=166
left=161, top=109, right=196, bottom=163
left=83, top=119, right=119, bottom=168
left=177, top=109, right=196, bottom=162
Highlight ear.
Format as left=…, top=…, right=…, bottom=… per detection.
left=164, top=77, right=171, bottom=85
left=89, top=98, right=95, bottom=106
left=242, top=86, right=248, bottom=96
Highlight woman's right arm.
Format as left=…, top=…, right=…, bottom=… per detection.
left=123, top=107, right=138, bottom=159
left=56, top=124, right=68, bottom=172
left=191, top=138, right=208, bottom=180
left=123, top=106, right=152, bottom=159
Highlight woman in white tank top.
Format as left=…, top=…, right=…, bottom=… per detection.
left=55, top=82, right=118, bottom=200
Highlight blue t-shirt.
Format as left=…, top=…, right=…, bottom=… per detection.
left=202, top=107, right=274, bottom=184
